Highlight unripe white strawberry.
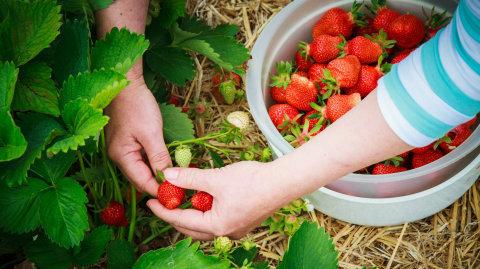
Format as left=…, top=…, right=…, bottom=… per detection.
left=174, top=145, right=192, bottom=168
left=227, top=111, right=250, bottom=131
left=214, top=236, right=232, bottom=254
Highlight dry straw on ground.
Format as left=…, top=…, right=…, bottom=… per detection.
left=170, top=1, right=480, bottom=268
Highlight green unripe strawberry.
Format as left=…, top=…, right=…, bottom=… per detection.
left=219, top=80, right=237, bottom=105
left=174, top=145, right=192, bottom=168
left=214, top=236, right=233, bottom=254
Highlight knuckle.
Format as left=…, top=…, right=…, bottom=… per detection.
left=149, top=151, right=171, bottom=165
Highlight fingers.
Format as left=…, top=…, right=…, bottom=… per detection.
left=140, top=131, right=172, bottom=173
left=114, top=150, right=159, bottom=197
left=163, top=167, right=214, bottom=193
left=147, top=199, right=214, bottom=234
left=172, top=225, right=214, bottom=240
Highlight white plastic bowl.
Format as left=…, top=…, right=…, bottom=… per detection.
left=246, top=0, right=480, bottom=225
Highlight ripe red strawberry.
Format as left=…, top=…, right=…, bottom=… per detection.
left=345, top=36, right=382, bottom=64
left=398, top=151, right=409, bottom=161
left=212, top=71, right=241, bottom=88
left=157, top=181, right=185, bottom=210
left=285, top=74, right=318, bottom=111
left=303, top=110, right=325, bottom=136
left=312, top=2, right=365, bottom=39
left=270, top=61, right=293, bottom=103
left=439, top=121, right=475, bottom=153
left=309, top=35, right=343, bottom=64
left=295, top=43, right=313, bottom=71
left=367, top=0, right=400, bottom=32
left=323, top=93, right=361, bottom=122
left=268, top=104, right=300, bottom=129
left=411, top=143, right=434, bottom=154
left=372, top=163, right=407, bottom=174
left=327, top=55, right=361, bottom=88
left=387, top=14, right=425, bottom=49
left=391, top=49, right=413, bottom=64
left=100, top=201, right=128, bottom=227
left=295, top=71, right=308, bottom=77
left=191, top=191, right=213, bottom=212
left=168, top=96, right=181, bottom=107
left=354, top=17, right=376, bottom=36
left=308, top=63, right=327, bottom=92
left=411, top=149, right=444, bottom=169
left=345, top=65, right=382, bottom=98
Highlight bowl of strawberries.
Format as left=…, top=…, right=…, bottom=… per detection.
left=246, top=0, right=480, bottom=225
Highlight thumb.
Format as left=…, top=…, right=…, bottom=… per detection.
left=163, top=167, right=213, bottom=193
left=141, top=132, right=172, bottom=173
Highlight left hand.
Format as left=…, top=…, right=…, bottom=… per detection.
left=146, top=161, right=296, bottom=240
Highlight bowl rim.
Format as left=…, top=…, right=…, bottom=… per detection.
left=246, top=0, right=479, bottom=185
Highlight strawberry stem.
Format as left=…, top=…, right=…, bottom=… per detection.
left=127, top=184, right=137, bottom=243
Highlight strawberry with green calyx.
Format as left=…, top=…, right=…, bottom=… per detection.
left=437, top=120, right=475, bottom=153
left=354, top=17, right=376, bottom=36
left=387, top=14, right=425, bottom=49
left=308, top=63, right=328, bottom=93
left=309, top=35, right=344, bottom=64
left=268, top=103, right=301, bottom=131
left=285, top=74, right=318, bottom=111
left=424, top=7, right=451, bottom=40
left=345, top=35, right=382, bottom=64
left=322, top=93, right=361, bottom=123
left=320, top=69, right=340, bottom=99
left=303, top=110, right=325, bottom=136
left=366, top=29, right=397, bottom=58
left=175, top=145, right=192, bottom=168
left=327, top=55, right=361, bottom=89
left=391, top=49, right=413, bottom=64
left=372, top=163, right=407, bottom=174
left=156, top=170, right=185, bottom=210
left=191, top=191, right=213, bottom=212
left=100, top=201, right=129, bottom=227
left=219, top=80, right=238, bottom=105
left=295, top=42, right=313, bottom=71
left=366, top=0, right=400, bottom=33
left=312, top=1, right=366, bottom=39
left=345, top=55, right=390, bottom=98
left=270, top=61, right=293, bottom=103
left=411, top=143, right=434, bottom=154
left=411, top=149, right=444, bottom=169
left=214, top=236, right=233, bottom=255
left=212, top=70, right=241, bottom=88
left=227, top=111, right=250, bottom=131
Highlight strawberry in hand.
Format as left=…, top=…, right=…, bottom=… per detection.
left=191, top=191, right=213, bottom=212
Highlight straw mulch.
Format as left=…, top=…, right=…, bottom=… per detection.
left=173, top=1, right=480, bottom=268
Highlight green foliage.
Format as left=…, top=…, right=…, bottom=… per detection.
left=60, top=70, right=128, bottom=110
left=133, top=238, right=230, bottom=269
left=0, top=61, right=18, bottom=111
left=91, top=27, right=150, bottom=74
left=47, top=99, right=110, bottom=156
left=51, top=19, right=90, bottom=84
left=262, top=199, right=308, bottom=236
left=0, top=110, right=27, bottom=162
left=278, top=222, right=338, bottom=269
left=157, top=0, right=186, bottom=28
left=31, top=151, right=77, bottom=182
left=12, top=62, right=60, bottom=116
left=0, top=113, right=63, bottom=186
left=25, top=235, right=73, bottom=269
left=145, top=46, right=195, bottom=86
left=0, top=0, right=62, bottom=66
left=89, top=0, right=113, bottom=11
left=107, top=239, right=136, bottom=269
left=74, top=226, right=114, bottom=266
left=160, top=103, right=195, bottom=143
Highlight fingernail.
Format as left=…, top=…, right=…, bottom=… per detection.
left=164, top=168, right=180, bottom=181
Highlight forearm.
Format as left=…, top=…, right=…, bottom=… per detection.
left=95, top=0, right=149, bottom=80
left=266, top=90, right=412, bottom=200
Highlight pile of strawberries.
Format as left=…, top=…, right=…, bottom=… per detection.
left=268, top=0, right=478, bottom=174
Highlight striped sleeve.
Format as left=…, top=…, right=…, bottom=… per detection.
left=377, top=0, right=480, bottom=147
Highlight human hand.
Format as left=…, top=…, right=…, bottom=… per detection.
left=146, top=161, right=300, bottom=240
left=105, top=76, right=171, bottom=196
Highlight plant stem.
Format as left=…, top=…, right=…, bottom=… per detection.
left=128, top=184, right=137, bottom=243
left=167, top=131, right=230, bottom=148
left=101, top=131, right=123, bottom=204
left=77, top=151, right=100, bottom=209
left=139, top=225, right=172, bottom=246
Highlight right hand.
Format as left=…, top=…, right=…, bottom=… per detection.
left=105, top=77, right=171, bottom=196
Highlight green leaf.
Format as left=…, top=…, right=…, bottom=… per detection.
left=278, top=221, right=338, bottom=269
left=12, top=62, right=60, bottom=116
left=47, top=99, right=109, bottom=156
left=157, top=0, right=186, bottom=28
left=39, top=177, right=89, bottom=248
left=0, top=0, right=62, bottom=66
left=0, top=110, right=27, bottom=162
left=0, top=113, right=63, bottom=186
left=58, top=0, right=92, bottom=15
left=133, top=238, right=230, bottom=269
left=0, top=231, right=32, bottom=256
left=107, top=239, right=136, bottom=269
left=172, top=21, right=249, bottom=71
left=74, top=226, right=113, bottom=266
left=231, top=246, right=258, bottom=267
left=145, top=46, right=195, bottom=86
left=60, top=69, right=128, bottom=110
left=51, top=19, right=90, bottom=84
left=31, top=151, right=77, bottom=182
left=0, top=178, right=47, bottom=234
left=0, top=61, right=18, bottom=110
left=89, top=0, right=113, bottom=11
left=208, top=149, right=224, bottom=168
left=91, top=27, right=149, bottom=74
left=159, top=103, right=195, bottom=143
left=25, top=235, right=73, bottom=269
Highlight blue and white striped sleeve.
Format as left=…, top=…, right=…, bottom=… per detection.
left=376, top=0, right=480, bottom=147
